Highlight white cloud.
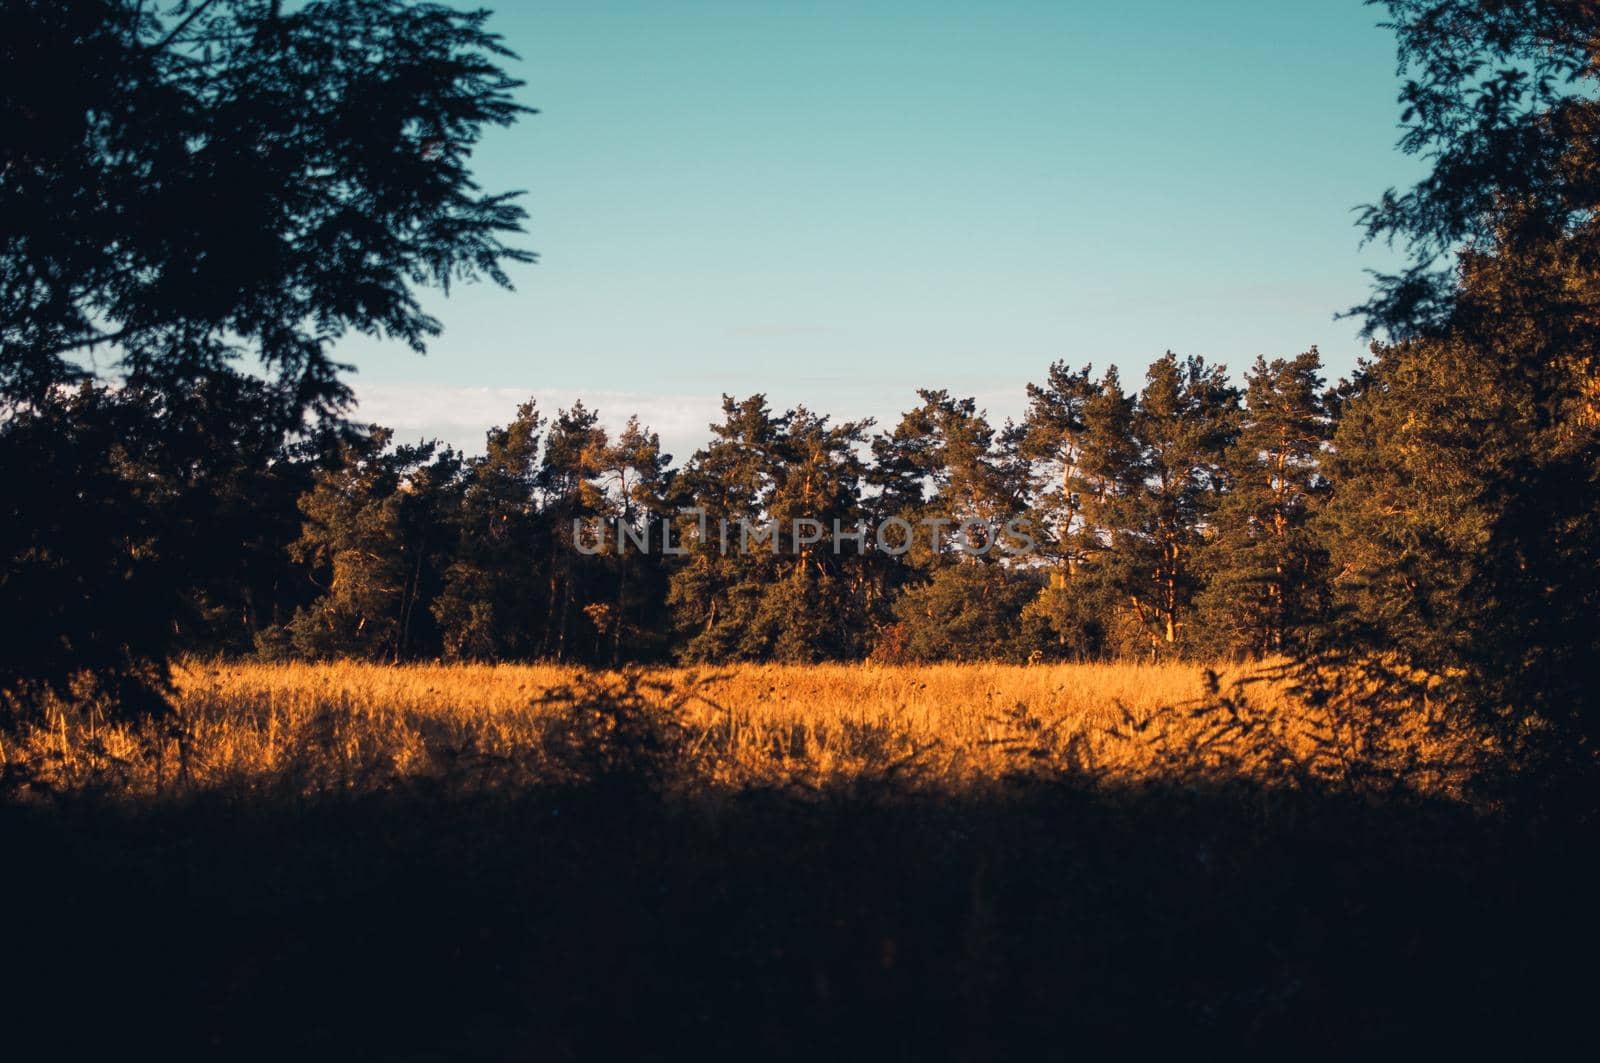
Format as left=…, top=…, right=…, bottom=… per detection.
left=349, top=375, right=1031, bottom=463
left=350, top=384, right=725, bottom=463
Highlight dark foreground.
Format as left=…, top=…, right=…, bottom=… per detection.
left=3, top=780, right=1594, bottom=1060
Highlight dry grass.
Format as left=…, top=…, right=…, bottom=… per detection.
left=2, top=658, right=1473, bottom=799
left=6, top=656, right=1452, bottom=797
left=3, top=660, right=1546, bottom=1057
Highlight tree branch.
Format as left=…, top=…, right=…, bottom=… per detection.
left=150, top=0, right=220, bottom=51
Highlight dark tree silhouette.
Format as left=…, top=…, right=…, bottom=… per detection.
left=1357, top=0, right=1600, bottom=336
left=431, top=400, right=549, bottom=662
left=0, top=0, right=531, bottom=716
left=281, top=428, right=463, bottom=662
left=1317, top=244, right=1600, bottom=762
left=1278, top=1, right=1600, bottom=787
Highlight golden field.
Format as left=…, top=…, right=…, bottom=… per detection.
left=0, top=663, right=1534, bottom=1058
left=4, top=659, right=1474, bottom=798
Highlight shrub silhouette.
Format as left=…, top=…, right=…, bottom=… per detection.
left=537, top=670, right=708, bottom=793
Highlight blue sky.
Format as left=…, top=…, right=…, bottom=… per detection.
left=342, top=0, right=1418, bottom=459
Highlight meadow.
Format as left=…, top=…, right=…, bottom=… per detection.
left=1, top=661, right=1581, bottom=1058
left=8, top=658, right=1467, bottom=798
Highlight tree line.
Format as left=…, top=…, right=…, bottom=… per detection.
left=157, top=347, right=1339, bottom=666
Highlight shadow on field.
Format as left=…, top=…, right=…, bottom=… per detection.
left=3, top=775, right=1594, bottom=1060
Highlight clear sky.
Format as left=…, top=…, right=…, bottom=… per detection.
left=342, top=0, right=1418, bottom=460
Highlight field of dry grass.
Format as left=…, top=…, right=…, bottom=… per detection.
left=4, top=658, right=1471, bottom=798
left=1, top=660, right=1567, bottom=1057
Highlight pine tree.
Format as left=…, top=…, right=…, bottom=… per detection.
left=873, top=390, right=1029, bottom=564
left=432, top=400, right=546, bottom=661
left=284, top=429, right=463, bottom=661
left=1019, top=362, right=1100, bottom=575
left=593, top=417, right=674, bottom=663
left=757, top=407, right=875, bottom=660
left=889, top=563, right=1041, bottom=663
left=1199, top=350, right=1334, bottom=656
left=667, top=395, right=789, bottom=661
left=538, top=402, right=613, bottom=661
left=668, top=396, right=873, bottom=662
left=873, top=391, right=1035, bottom=660
left=1016, top=363, right=1129, bottom=658
left=1100, top=353, right=1240, bottom=654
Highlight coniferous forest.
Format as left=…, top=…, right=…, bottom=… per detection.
left=4, top=1, right=1600, bottom=1057
left=189, top=349, right=1337, bottom=666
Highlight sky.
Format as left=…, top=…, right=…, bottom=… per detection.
left=340, top=0, right=1420, bottom=461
